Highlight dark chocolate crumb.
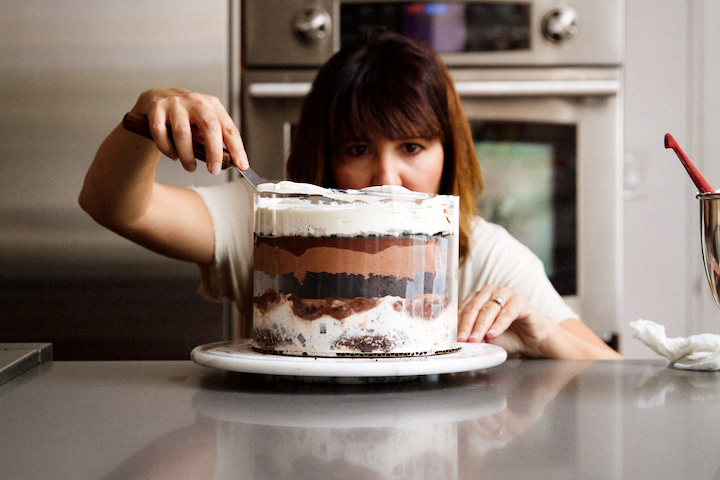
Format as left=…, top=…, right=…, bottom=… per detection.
left=334, top=334, right=394, bottom=353
left=253, top=327, right=292, bottom=349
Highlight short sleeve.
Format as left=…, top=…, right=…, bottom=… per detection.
left=191, top=180, right=255, bottom=324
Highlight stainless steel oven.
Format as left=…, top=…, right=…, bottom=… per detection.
left=235, top=0, right=624, bottom=339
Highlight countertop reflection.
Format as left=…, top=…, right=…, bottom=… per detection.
left=2, top=358, right=720, bottom=479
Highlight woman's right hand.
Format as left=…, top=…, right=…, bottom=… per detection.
left=130, top=88, right=248, bottom=175
left=80, top=88, right=247, bottom=264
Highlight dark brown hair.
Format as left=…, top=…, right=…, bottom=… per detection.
left=286, top=31, right=483, bottom=264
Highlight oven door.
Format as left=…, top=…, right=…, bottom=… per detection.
left=453, top=67, right=622, bottom=336
left=241, top=67, right=622, bottom=337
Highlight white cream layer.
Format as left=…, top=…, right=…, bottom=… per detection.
left=255, top=181, right=458, bottom=238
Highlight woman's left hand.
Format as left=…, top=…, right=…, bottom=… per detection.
left=457, top=285, right=559, bottom=357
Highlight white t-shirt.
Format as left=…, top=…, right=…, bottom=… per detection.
left=193, top=180, right=577, bottom=326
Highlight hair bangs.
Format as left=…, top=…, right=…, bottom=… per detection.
left=329, top=73, right=444, bottom=151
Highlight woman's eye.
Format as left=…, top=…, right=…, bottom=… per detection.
left=346, top=145, right=368, bottom=156
left=403, top=143, right=423, bottom=154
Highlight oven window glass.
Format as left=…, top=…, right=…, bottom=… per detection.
left=340, top=2, right=531, bottom=52
left=471, top=121, right=576, bottom=296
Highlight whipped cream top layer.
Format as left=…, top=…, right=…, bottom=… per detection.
left=255, top=181, right=458, bottom=237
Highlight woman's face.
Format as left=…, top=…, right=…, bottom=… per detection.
left=332, top=135, right=444, bottom=194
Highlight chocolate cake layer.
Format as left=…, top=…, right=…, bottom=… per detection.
left=255, top=234, right=437, bottom=255
left=254, top=271, right=447, bottom=300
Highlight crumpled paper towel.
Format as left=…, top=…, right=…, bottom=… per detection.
left=629, top=319, right=720, bottom=371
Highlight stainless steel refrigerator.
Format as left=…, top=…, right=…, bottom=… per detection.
left=0, top=0, right=231, bottom=359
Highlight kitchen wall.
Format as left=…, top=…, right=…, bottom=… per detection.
left=0, top=0, right=231, bottom=359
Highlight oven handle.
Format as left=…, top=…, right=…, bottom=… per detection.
left=247, top=80, right=620, bottom=98
left=248, top=83, right=312, bottom=97
left=454, top=80, right=620, bottom=96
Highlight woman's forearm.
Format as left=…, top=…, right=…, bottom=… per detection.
left=540, top=319, right=623, bottom=360
left=79, top=123, right=162, bottom=231
left=79, top=122, right=216, bottom=263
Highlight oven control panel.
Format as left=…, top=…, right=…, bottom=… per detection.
left=540, top=6, right=579, bottom=44
left=293, top=6, right=332, bottom=43
left=243, top=0, right=623, bottom=67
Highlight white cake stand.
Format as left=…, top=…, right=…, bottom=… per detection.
left=191, top=339, right=507, bottom=383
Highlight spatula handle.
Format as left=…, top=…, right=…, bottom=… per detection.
left=122, top=111, right=233, bottom=167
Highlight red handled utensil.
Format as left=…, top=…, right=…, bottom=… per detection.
left=664, top=133, right=715, bottom=193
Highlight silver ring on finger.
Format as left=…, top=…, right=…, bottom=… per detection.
left=491, top=296, right=505, bottom=307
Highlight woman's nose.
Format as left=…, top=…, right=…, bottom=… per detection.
left=372, top=154, right=402, bottom=186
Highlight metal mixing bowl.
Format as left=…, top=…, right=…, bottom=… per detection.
left=698, top=192, right=720, bottom=309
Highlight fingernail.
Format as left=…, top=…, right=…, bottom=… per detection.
left=457, top=332, right=468, bottom=342
left=470, top=332, right=481, bottom=340
left=210, top=162, right=222, bottom=175
left=185, top=163, right=197, bottom=172
left=487, top=329, right=497, bottom=337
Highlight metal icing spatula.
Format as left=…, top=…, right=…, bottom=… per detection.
left=122, top=111, right=264, bottom=188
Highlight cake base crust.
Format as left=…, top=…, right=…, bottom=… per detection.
left=251, top=345, right=461, bottom=357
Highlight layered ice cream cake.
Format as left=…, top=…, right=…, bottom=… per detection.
left=252, top=181, right=459, bottom=357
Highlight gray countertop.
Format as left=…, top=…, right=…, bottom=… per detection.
left=1, top=357, right=719, bottom=479
left=0, top=343, right=52, bottom=387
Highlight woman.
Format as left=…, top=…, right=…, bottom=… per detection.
left=80, top=31, right=620, bottom=360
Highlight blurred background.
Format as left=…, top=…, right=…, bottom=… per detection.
left=2, top=1, right=720, bottom=360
